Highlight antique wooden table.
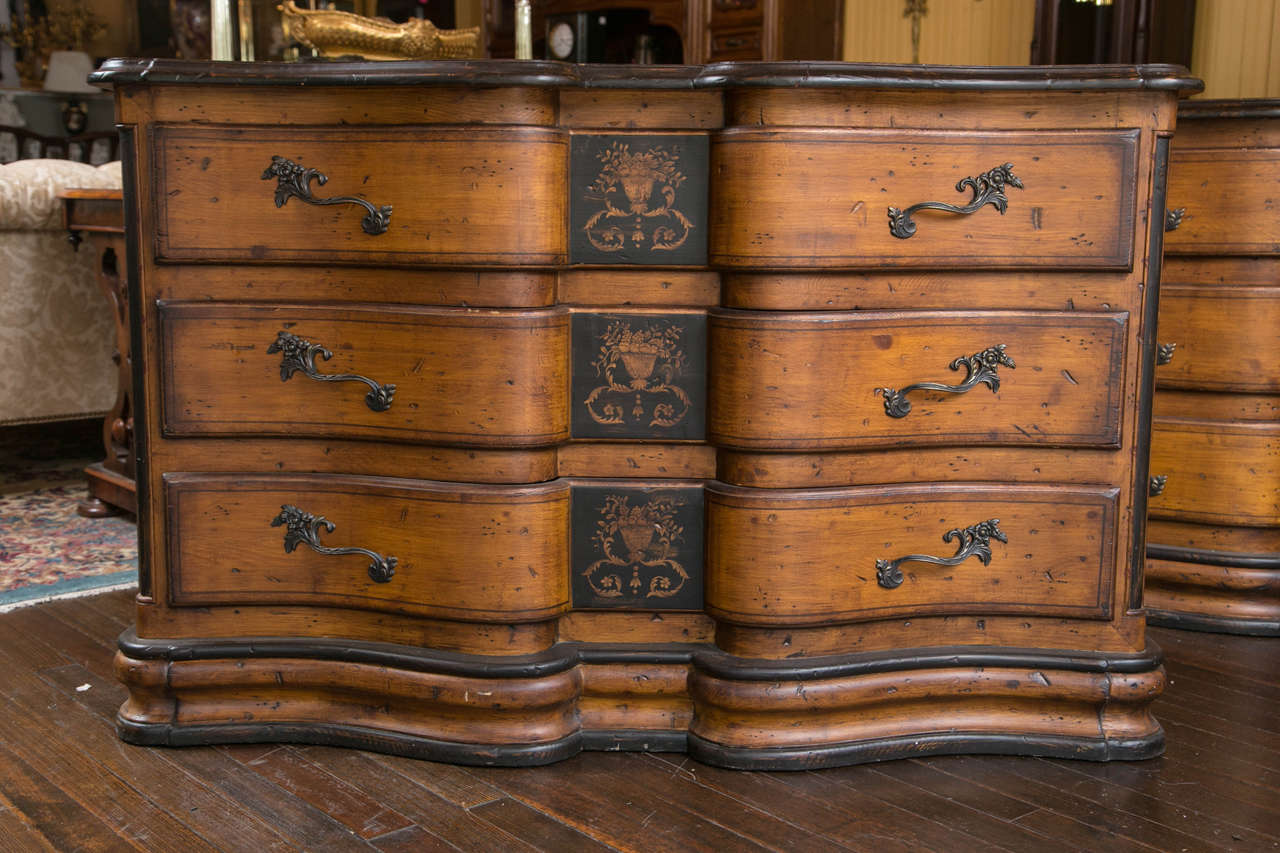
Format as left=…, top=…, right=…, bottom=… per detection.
left=61, top=189, right=137, bottom=517
left=94, top=59, right=1199, bottom=768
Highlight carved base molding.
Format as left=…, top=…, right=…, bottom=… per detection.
left=1145, top=553, right=1280, bottom=637
left=115, top=631, right=1166, bottom=769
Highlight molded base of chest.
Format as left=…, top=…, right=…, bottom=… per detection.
left=1145, top=541, right=1280, bottom=636
left=114, top=632, right=1165, bottom=769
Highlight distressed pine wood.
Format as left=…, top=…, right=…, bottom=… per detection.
left=96, top=59, right=1191, bottom=768
left=710, top=128, right=1139, bottom=269
left=159, top=304, right=570, bottom=446
left=708, top=309, right=1128, bottom=450
left=154, top=126, right=568, bottom=265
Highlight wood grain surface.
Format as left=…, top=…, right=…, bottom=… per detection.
left=710, top=128, right=1138, bottom=268
left=705, top=482, right=1118, bottom=625
left=709, top=309, right=1127, bottom=449
left=154, top=126, right=568, bottom=265
left=159, top=303, right=570, bottom=446
left=164, top=474, right=571, bottom=622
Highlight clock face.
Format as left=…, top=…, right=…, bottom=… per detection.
left=549, top=21, right=575, bottom=59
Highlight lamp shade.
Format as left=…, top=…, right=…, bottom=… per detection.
left=43, top=51, right=99, bottom=94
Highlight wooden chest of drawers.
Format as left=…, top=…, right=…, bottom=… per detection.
left=95, top=59, right=1198, bottom=768
left=1147, top=99, right=1280, bottom=635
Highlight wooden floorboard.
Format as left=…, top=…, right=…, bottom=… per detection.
left=2, top=592, right=1278, bottom=852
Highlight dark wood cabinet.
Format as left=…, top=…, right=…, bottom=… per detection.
left=1031, top=0, right=1196, bottom=67
left=485, top=0, right=843, bottom=63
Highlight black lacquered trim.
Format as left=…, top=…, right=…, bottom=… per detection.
left=575, top=644, right=696, bottom=665
left=91, top=58, right=578, bottom=88
left=699, top=61, right=1201, bottom=94
left=89, top=58, right=1202, bottom=95
left=1129, top=133, right=1172, bottom=611
left=120, top=630, right=1161, bottom=683
left=117, top=628, right=580, bottom=678
left=691, top=642, right=1163, bottom=682
left=687, top=730, right=1164, bottom=771
left=1178, top=98, right=1280, bottom=120
left=118, top=718, right=584, bottom=767
left=1147, top=609, right=1280, bottom=637
left=580, top=730, right=689, bottom=752
left=1147, top=543, right=1280, bottom=570
left=119, top=124, right=148, bottom=598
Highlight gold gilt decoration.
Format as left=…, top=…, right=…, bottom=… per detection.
left=584, top=142, right=693, bottom=252
left=3, top=2, right=105, bottom=87
left=278, top=0, right=479, bottom=60
left=584, top=494, right=689, bottom=600
left=585, top=320, right=691, bottom=428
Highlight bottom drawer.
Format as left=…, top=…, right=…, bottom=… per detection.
left=163, top=473, right=570, bottom=622
left=1148, top=419, right=1280, bottom=527
left=706, top=482, right=1119, bottom=625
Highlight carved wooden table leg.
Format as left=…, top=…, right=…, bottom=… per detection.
left=62, top=190, right=136, bottom=517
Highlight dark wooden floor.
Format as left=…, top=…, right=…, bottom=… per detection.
left=0, top=590, right=1276, bottom=853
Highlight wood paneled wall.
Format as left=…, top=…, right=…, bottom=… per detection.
left=842, top=0, right=1035, bottom=65
left=1191, top=0, right=1280, bottom=98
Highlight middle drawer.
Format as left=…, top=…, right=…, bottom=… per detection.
left=159, top=302, right=569, bottom=446
left=709, top=309, right=1128, bottom=450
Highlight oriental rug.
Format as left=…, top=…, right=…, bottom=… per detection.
left=0, top=419, right=137, bottom=612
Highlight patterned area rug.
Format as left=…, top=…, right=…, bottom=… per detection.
left=0, top=419, right=137, bottom=612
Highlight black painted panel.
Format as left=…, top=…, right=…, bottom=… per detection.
left=571, top=483, right=704, bottom=611
left=569, top=133, right=709, bottom=266
left=571, top=312, right=707, bottom=441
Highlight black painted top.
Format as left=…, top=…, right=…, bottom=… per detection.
left=90, top=58, right=1203, bottom=95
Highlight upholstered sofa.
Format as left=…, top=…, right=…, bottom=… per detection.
left=0, top=158, right=122, bottom=425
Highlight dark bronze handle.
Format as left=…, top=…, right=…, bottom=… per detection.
left=1149, top=475, right=1168, bottom=497
left=877, top=344, right=1014, bottom=418
left=722, top=37, right=749, bottom=48
left=876, top=518, right=1007, bottom=590
left=271, top=504, right=397, bottom=583
left=1157, top=342, right=1176, bottom=365
left=1165, top=208, right=1185, bottom=232
left=262, top=155, right=392, bottom=236
left=267, top=330, right=396, bottom=412
left=888, top=163, right=1023, bottom=239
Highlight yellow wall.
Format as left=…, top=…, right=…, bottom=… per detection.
left=842, top=0, right=1035, bottom=65
left=1191, top=0, right=1280, bottom=98
left=456, top=0, right=484, bottom=30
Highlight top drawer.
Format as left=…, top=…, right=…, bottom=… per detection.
left=151, top=126, right=567, bottom=266
left=710, top=129, right=1140, bottom=270
left=1164, top=147, right=1280, bottom=255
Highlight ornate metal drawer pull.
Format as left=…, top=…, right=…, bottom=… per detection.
left=1156, top=342, right=1176, bottom=365
left=262, top=155, right=392, bottom=236
left=271, top=504, right=397, bottom=583
left=877, top=344, right=1014, bottom=418
left=1165, top=208, right=1186, bottom=232
left=1149, top=475, right=1168, bottom=497
left=268, top=330, right=396, bottom=412
left=876, top=518, right=1007, bottom=590
left=888, top=163, right=1023, bottom=239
